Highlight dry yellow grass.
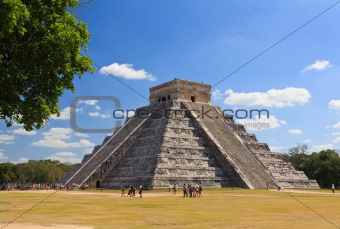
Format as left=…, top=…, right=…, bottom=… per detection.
left=0, top=188, right=339, bottom=229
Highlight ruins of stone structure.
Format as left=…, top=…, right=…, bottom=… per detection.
left=62, top=79, right=320, bottom=189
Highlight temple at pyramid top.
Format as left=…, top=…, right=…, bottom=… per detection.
left=149, top=78, right=211, bottom=104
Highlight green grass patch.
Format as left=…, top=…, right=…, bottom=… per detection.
left=0, top=189, right=339, bottom=229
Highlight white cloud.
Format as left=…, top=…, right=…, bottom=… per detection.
left=99, top=63, right=157, bottom=81
left=11, top=128, right=37, bottom=135
left=74, top=132, right=89, bottom=138
left=13, top=157, right=29, bottom=164
left=51, top=107, right=83, bottom=120
left=95, top=106, right=101, bottom=110
left=79, top=100, right=98, bottom=106
left=89, top=112, right=100, bottom=117
left=333, top=137, right=340, bottom=143
left=237, top=115, right=286, bottom=131
left=33, top=139, right=94, bottom=148
left=288, top=129, right=302, bottom=135
left=302, top=60, right=332, bottom=72
left=303, top=139, right=312, bottom=143
left=55, top=152, right=77, bottom=157
left=310, top=144, right=334, bottom=152
left=270, top=146, right=285, bottom=152
left=329, top=100, right=340, bottom=111
left=46, top=155, right=81, bottom=164
left=212, top=89, right=223, bottom=100
left=0, top=149, right=9, bottom=161
left=31, top=128, right=95, bottom=148
left=89, top=112, right=111, bottom=118
left=42, top=128, right=72, bottom=140
left=11, top=122, right=23, bottom=127
left=331, top=132, right=340, bottom=136
left=280, top=120, right=288, bottom=125
left=224, top=88, right=311, bottom=107
left=84, top=148, right=94, bottom=154
left=0, top=152, right=8, bottom=161
left=51, top=107, right=71, bottom=120
left=332, top=122, right=340, bottom=129
left=0, top=134, right=15, bottom=145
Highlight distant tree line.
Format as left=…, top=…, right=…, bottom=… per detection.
left=0, top=160, right=72, bottom=186
left=280, top=144, right=340, bottom=188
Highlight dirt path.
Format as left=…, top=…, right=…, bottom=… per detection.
left=0, top=223, right=93, bottom=229
left=270, top=189, right=340, bottom=195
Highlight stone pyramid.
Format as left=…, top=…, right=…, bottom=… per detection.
left=63, top=79, right=319, bottom=189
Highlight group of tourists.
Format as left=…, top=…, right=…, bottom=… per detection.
left=181, top=184, right=202, bottom=198
left=31, top=182, right=52, bottom=191
left=31, top=182, right=70, bottom=192
left=121, top=184, right=143, bottom=198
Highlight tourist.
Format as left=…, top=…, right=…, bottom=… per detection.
left=198, top=185, right=202, bottom=197
left=130, top=186, right=135, bottom=197
left=139, top=184, right=143, bottom=198
left=183, top=184, right=188, bottom=197
left=332, top=184, right=335, bottom=193
left=173, top=183, right=178, bottom=195
left=188, top=184, right=192, bottom=197
left=127, top=186, right=131, bottom=197
left=192, top=185, right=197, bottom=198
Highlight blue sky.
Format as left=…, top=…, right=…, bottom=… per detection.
left=1, top=0, right=340, bottom=164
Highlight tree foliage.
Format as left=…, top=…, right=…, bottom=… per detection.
left=0, top=163, right=17, bottom=183
left=0, top=0, right=94, bottom=130
left=288, top=144, right=309, bottom=170
left=0, top=160, right=72, bottom=184
left=286, top=145, right=340, bottom=188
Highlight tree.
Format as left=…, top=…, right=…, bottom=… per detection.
left=286, top=145, right=340, bottom=188
left=0, top=0, right=94, bottom=131
left=288, top=144, right=309, bottom=169
left=1, top=159, right=73, bottom=184
left=0, top=163, right=17, bottom=184
left=301, top=150, right=340, bottom=188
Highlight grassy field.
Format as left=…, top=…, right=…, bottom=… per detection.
left=0, top=188, right=339, bottom=229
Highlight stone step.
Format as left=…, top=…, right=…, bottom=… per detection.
left=120, top=155, right=212, bottom=161
left=186, top=101, right=274, bottom=189
left=64, top=110, right=152, bottom=185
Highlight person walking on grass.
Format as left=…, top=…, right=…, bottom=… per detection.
left=198, top=185, right=203, bottom=197
left=131, top=186, right=135, bottom=197
left=183, top=184, right=188, bottom=197
left=173, top=183, right=178, bottom=195
left=127, top=186, right=131, bottom=197
left=139, top=184, right=143, bottom=198
left=332, top=184, right=335, bottom=193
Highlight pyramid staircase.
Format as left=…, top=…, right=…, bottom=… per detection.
left=62, top=104, right=157, bottom=187
left=217, top=107, right=320, bottom=189
left=102, top=100, right=229, bottom=188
